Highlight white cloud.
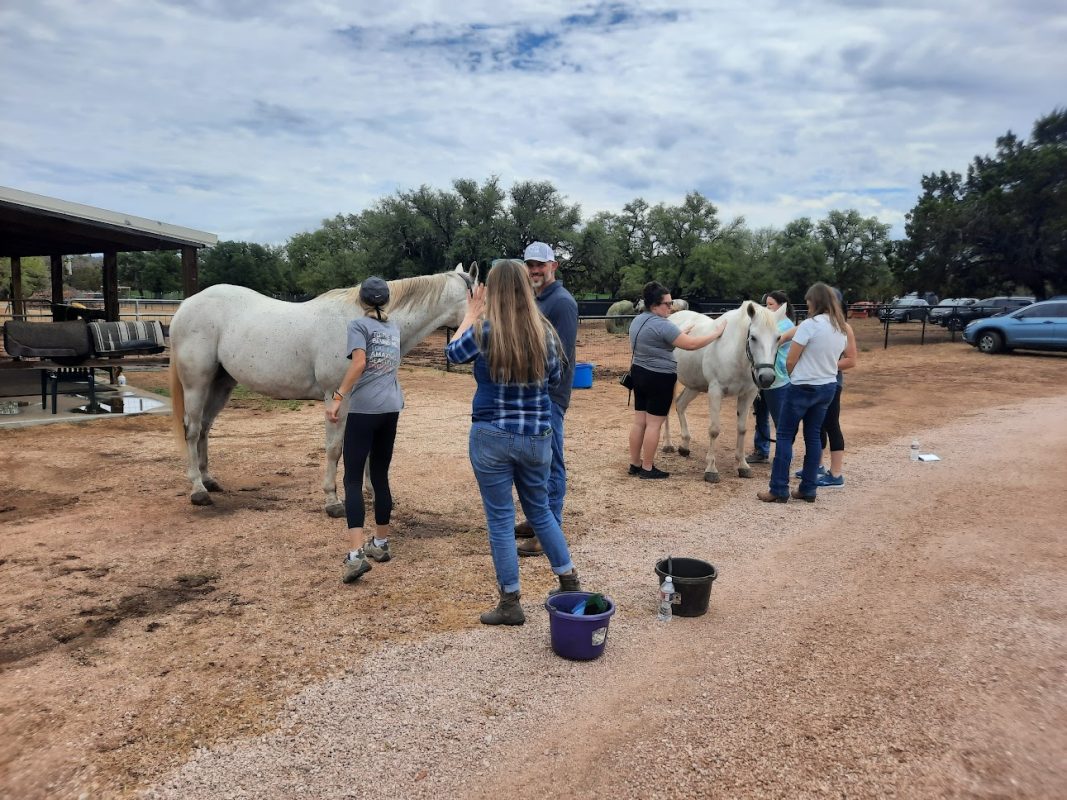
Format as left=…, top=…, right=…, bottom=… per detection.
left=1, top=0, right=1064, bottom=244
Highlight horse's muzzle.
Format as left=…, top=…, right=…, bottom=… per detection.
left=756, top=370, right=775, bottom=389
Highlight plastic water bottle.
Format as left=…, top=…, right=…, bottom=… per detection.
left=910, top=440, right=920, bottom=461
left=657, top=575, right=675, bottom=622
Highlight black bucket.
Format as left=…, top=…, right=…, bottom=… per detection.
left=654, top=558, right=718, bottom=617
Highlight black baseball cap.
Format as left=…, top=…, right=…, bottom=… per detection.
left=359, top=276, right=390, bottom=306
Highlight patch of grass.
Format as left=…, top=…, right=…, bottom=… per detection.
left=150, top=386, right=171, bottom=397
left=230, top=385, right=305, bottom=412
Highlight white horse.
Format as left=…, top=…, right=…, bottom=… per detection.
left=169, top=264, right=478, bottom=514
left=662, top=302, right=786, bottom=482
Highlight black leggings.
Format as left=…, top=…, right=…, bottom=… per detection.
left=820, top=384, right=845, bottom=452
left=342, top=411, right=399, bottom=529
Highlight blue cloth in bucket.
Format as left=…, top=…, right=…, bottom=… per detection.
left=572, top=362, right=593, bottom=389
left=544, top=591, right=615, bottom=660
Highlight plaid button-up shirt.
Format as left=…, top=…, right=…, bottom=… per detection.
left=446, top=322, right=561, bottom=435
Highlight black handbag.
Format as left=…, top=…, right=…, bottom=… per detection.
left=620, top=316, right=651, bottom=402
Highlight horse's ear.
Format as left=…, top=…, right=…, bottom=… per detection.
left=746, top=301, right=756, bottom=318
left=773, top=302, right=788, bottom=321
left=468, top=261, right=480, bottom=284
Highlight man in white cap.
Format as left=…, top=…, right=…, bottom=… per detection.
left=515, top=242, right=579, bottom=556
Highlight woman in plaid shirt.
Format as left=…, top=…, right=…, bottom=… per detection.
left=446, top=259, right=581, bottom=626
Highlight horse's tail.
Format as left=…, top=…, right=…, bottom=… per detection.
left=170, top=360, right=187, bottom=455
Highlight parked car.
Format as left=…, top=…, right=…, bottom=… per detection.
left=848, top=300, right=877, bottom=318
left=900, top=291, right=940, bottom=306
left=929, top=297, right=978, bottom=325
left=880, top=298, right=929, bottom=322
left=944, top=296, right=1035, bottom=330
left=963, top=300, right=1067, bottom=354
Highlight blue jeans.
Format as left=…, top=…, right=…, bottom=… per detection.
left=769, top=382, right=838, bottom=497
left=753, top=384, right=787, bottom=456
left=548, top=402, right=566, bottom=525
left=469, top=422, right=575, bottom=593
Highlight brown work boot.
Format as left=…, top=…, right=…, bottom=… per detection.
left=479, top=590, right=525, bottom=626
left=547, top=569, right=581, bottom=596
left=516, top=537, right=544, bottom=557
left=757, top=490, right=788, bottom=503
left=514, top=520, right=535, bottom=538
left=790, top=489, right=816, bottom=503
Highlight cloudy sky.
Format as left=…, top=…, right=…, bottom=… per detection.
left=1, top=0, right=1064, bottom=245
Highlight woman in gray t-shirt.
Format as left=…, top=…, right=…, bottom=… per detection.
left=627, top=281, right=728, bottom=479
left=324, top=277, right=404, bottom=584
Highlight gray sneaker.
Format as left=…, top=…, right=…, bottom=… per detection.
left=363, top=538, right=391, bottom=563
left=341, top=553, right=372, bottom=583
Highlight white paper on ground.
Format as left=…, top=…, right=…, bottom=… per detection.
left=918, top=453, right=941, bottom=461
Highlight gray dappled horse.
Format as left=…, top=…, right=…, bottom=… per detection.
left=169, top=264, right=478, bottom=515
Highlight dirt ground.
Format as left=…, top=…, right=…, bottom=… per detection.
left=2, top=320, right=1066, bottom=798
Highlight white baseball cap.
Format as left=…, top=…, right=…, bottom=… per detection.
left=523, top=242, right=555, bottom=263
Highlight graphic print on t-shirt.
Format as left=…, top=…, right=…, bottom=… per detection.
left=366, top=329, right=400, bottom=373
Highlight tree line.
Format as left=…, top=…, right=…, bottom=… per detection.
left=5, top=109, right=1063, bottom=306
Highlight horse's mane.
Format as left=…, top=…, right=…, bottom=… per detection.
left=319, top=272, right=458, bottom=312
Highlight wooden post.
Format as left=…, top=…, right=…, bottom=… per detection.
left=10, top=256, right=25, bottom=321
left=50, top=254, right=64, bottom=318
left=181, top=246, right=198, bottom=298
left=103, top=250, right=119, bottom=321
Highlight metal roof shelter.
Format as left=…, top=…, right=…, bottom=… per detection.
left=1, top=186, right=217, bottom=321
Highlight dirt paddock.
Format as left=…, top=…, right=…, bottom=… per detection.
left=2, top=322, right=1066, bottom=798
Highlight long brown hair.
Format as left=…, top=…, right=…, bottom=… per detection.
left=474, top=259, right=558, bottom=384
left=805, top=282, right=846, bottom=332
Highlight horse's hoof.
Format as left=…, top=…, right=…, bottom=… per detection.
left=703, top=472, right=720, bottom=483
left=204, top=479, right=224, bottom=493
left=661, top=445, right=675, bottom=453
left=191, top=491, right=213, bottom=506
left=738, top=468, right=754, bottom=479
left=678, top=448, right=690, bottom=458
left=325, top=503, right=346, bottom=518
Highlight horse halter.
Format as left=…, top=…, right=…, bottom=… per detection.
left=745, top=328, right=776, bottom=386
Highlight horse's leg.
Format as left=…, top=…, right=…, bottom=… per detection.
left=199, top=370, right=237, bottom=492
left=661, top=414, right=673, bottom=453
left=675, top=387, right=698, bottom=458
left=735, top=387, right=757, bottom=478
left=323, top=412, right=347, bottom=518
left=179, top=378, right=215, bottom=506
left=703, top=389, right=724, bottom=483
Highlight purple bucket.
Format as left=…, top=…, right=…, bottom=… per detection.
left=544, top=592, right=616, bottom=661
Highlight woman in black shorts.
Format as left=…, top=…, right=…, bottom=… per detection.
left=627, top=282, right=728, bottom=479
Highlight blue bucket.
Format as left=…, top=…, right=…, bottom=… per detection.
left=544, top=592, right=615, bottom=661
left=572, top=362, right=593, bottom=389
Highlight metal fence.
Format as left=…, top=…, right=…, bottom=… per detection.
left=1, top=298, right=180, bottom=326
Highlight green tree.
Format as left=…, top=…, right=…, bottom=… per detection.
left=567, top=213, right=621, bottom=295
left=200, top=241, right=288, bottom=294
left=902, top=171, right=968, bottom=295
left=1, top=256, right=50, bottom=299
left=68, top=262, right=102, bottom=292
left=767, top=218, right=831, bottom=303
left=505, top=180, right=582, bottom=258
left=647, top=192, right=731, bottom=291
left=451, top=177, right=510, bottom=264
left=817, top=209, right=892, bottom=302
left=287, top=214, right=367, bottom=294
left=964, top=109, right=1067, bottom=297
left=902, top=108, right=1067, bottom=298
left=119, top=250, right=182, bottom=296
